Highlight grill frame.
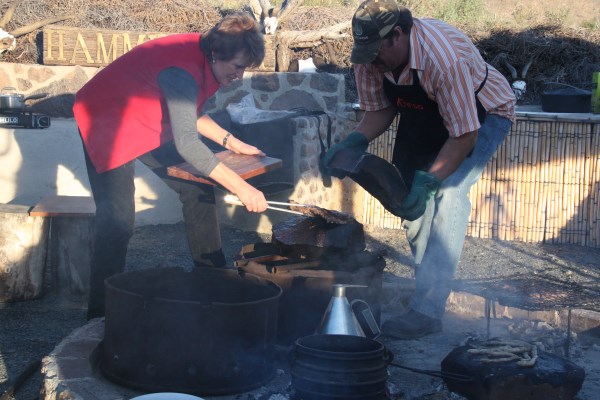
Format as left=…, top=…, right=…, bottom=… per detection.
left=453, top=274, right=600, bottom=312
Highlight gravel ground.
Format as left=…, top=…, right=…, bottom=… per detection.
left=1, top=222, right=600, bottom=399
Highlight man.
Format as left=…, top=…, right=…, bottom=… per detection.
left=323, top=0, right=516, bottom=339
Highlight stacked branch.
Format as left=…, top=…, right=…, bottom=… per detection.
left=276, top=21, right=351, bottom=71
left=0, top=0, right=71, bottom=54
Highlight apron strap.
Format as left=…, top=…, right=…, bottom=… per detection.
left=475, top=66, right=489, bottom=124
left=476, top=65, right=489, bottom=95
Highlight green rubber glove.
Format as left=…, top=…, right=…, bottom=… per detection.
left=322, top=131, right=369, bottom=168
left=399, top=170, right=441, bottom=221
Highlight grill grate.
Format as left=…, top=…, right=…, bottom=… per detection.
left=453, top=274, right=600, bottom=312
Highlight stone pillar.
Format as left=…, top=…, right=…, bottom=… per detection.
left=0, top=204, right=49, bottom=302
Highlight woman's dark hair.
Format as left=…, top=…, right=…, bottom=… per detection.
left=200, top=12, right=265, bottom=68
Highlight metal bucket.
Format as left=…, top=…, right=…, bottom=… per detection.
left=291, top=334, right=391, bottom=400
left=101, top=267, right=282, bottom=396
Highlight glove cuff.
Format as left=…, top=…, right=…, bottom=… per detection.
left=346, top=131, right=370, bottom=151
left=415, top=170, right=441, bottom=189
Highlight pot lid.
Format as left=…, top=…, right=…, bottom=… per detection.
left=1, top=87, right=22, bottom=95
left=542, top=87, right=591, bottom=95
left=130, top=393, right=205, bottom=400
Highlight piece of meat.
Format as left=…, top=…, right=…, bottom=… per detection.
left=288, top=204, right=353, bottom=224
left=272, top=215, right=365, bottom=258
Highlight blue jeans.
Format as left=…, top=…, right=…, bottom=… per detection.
left=403, top=114, right=512, bottom=319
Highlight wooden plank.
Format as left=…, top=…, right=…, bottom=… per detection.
left=167, top=151, right=282, bottom=185
left=30, top=196, right=96, bottom=217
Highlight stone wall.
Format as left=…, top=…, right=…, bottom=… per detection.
left=289, top=114, right=364, bottom=217
left=203, top=71, right=364, bottom=218
left=0, top=61, right=355, bottom=121
left=0, top=62, right=96, bottom=118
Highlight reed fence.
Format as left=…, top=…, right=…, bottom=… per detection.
left=361, top=112, right=600, bottom=248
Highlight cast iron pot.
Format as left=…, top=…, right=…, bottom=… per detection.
left=541, top=85, right=592, bottom=113
left=291, top=334, right=392, bottom=400
left=290, top=335, right=473, bottom=400
left=101, top=267, right=282, bottom=396
left=0, top=87, right=48, bottom=112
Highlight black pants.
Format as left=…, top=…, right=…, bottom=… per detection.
left=83, top=140, right=225, bottom=319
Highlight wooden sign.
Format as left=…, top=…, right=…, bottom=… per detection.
left=42, top=25, right=170, bottom=67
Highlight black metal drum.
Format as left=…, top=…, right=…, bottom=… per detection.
left=101, top=267, right=282, bottom=396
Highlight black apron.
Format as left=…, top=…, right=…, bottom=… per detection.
left=384, top=67, right=487, bottom=187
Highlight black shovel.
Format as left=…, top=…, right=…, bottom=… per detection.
left=325, top=148, right=409, bottom=217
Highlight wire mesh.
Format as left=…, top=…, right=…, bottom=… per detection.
left=453, top=274, right=600, bottom=312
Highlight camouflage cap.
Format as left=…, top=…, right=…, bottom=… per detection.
left=351, top=0, right=400, bottom=64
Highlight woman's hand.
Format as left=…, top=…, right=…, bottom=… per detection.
left=235, top=183, right=268, bottom=213
left=197, top=115, right=265, bottom=156
left=225, top=135, right=265, bottom=156
left=208, top=163, right=267, bottom=213
left=196, top=115, right=265, bottom=156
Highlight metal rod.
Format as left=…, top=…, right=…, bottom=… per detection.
left=223, top=194, right=304, bottom=215
left=264, top=200, right=312, bottom=207
left=389, top=362, right=473, bottom=382
left=265, top=206, right=304, bottom=215
left=485, top=298, right=491, bottom=339
left=566, top=307, right=572, bottom=358
left=225, top=194, right=313, bottom=208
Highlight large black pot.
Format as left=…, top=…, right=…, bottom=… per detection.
left=541, top=87, right=592, bottom=113
left=291, top=334, right=392, bottom=400
left=101, top=267, right=282, bottom=396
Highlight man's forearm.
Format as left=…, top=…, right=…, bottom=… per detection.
left=428, top=130, right=478, bottom=181
left=354, top=106, right=398, bottom=141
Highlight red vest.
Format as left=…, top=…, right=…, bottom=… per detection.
left=73, top=33, right=219, bottom=173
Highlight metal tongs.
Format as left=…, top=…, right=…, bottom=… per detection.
left=223, top=194, right=306, bottom=215
left=389, top=362, right=474, bottom=382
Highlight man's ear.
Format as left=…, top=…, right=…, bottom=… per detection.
left=393, top=26, right=409, bottom=45
left=389, top=27, right=402, bottom=44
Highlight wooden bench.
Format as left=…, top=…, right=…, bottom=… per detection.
left=30, top=195, right=96, bottom=297
left=30, top=195, right=96, bottom=218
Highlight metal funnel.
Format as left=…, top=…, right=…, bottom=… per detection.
left=316, top=284, right=367, bottom=337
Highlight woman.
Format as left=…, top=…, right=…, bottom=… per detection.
left=73, top=13, right=269, bottom=319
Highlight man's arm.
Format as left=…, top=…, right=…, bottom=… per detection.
left=428, top=129, right=478, bottom=181
left=354, top=106, right=399, bottom=140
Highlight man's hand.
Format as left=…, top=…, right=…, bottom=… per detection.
left=322, top=131, right=369, bottom=166
left=399, top=170, right=441, bottom=221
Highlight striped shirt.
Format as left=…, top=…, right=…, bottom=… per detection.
left=355, top=18, right=516, bottom=138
